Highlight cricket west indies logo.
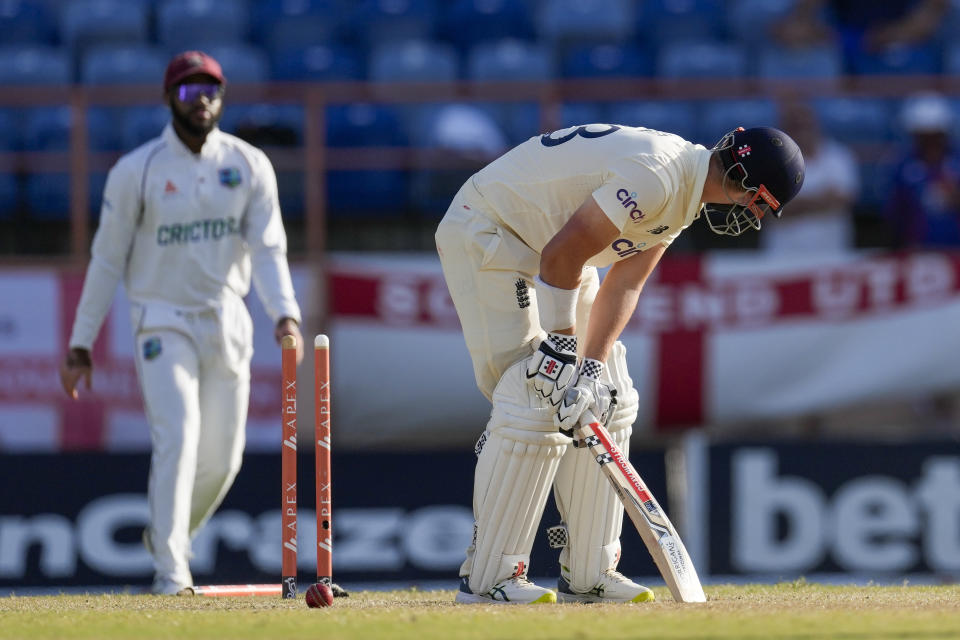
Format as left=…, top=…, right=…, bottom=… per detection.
left=616, top=189, right=645, bottom=222
left=218, top=167, right=242, bottom=188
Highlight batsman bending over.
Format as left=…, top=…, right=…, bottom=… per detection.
left=436, top=124, right=804, bottom=604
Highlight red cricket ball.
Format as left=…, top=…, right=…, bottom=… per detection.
left=305, top=582, right=334, bottom=608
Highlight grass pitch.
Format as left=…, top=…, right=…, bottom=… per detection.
left=1, top=582, right=959, bottom=640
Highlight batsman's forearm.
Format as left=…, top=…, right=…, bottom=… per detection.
left=582, top=281, right=641, bottom=363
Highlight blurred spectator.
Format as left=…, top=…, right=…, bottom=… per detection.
left=772, top=0, right=949, bottom=57
left=885, top=92, right=960, bottom=248
left=760, top=100, right=859, bottom=253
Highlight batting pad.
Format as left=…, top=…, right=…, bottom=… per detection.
left=552, top=341, right=638, bottom=593
left=466, top=360, right=571, bottom=595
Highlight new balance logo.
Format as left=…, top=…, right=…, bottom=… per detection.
left=648, top=225, right=669, bottom=235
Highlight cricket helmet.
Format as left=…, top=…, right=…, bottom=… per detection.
left=702, top=126, right=805, bottom=236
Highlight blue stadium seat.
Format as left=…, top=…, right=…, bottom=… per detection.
left=725, top=0, right=795, bottom=48
left=535, top=0, right=635, bottom=46
left=699, top=99, right=779, bottom=146
left=23, top=107, right=71, bottom=151
left=271, top=44, right=364, bottom=81
left=252, top=0, right=347, bottom=44
left=0, top=47, right=71, bottom=85
left=60, top=0, right=149, bottom=53
left=351, top=0, right=438, bottom=48
left=157, top=0, right=251, bottom=52
left=850, top=43, right=941, bottom=76
left=0, top=173, right=18, bottom=219
left=80, top=45, right=167, bottom=85
left=437, top=0, right=536, bottom=52
left=813, top=97, right=895, bottom=144
left=258, top=0, right=349, bottom=53
left=219, top=104, right=304, bottom=145
left=642, top=0, right=726, bottom=46
left=325, top=103, right=409, bottom=215
left=121, top=106, right=170, bottom=149
left=608, top=100, right=699, bottom=142
left=204, top=45, right=270, bottom=84
left=558, top=102, right=608, bottom=128
left=0, top=109, right=20, bottom=151
left=757, top=45, right=843, bottom=81
left=466, top=39, right=554, bottom=81
left=561, top=43, right=653, bottom=78
left=0, top=0, right=56, bottom=45
left=25, top=173, right=105, bottom=220
left=942, top=43, right=960, bottom=76
left=87, top=108, right=124, bottom=151
left=656, top=40, right=748, bottom=79
left=369, top=39, right=458, bottom=83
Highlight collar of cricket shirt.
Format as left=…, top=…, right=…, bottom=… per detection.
left=162, top=123, right=223, bottom=159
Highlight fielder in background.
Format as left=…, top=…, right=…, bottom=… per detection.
left=436, top=124, right=804, bottom=604
left=59, top=51, right=304, bottom=595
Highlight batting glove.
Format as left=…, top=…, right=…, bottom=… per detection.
left=555, top=358, right=616, bottom=437
left=526, top=332, right=578, bottom=406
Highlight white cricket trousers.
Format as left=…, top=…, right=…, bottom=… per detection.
left=131, top=300, right=252, bottom=587
left=435, top=179, right=598, bottom=399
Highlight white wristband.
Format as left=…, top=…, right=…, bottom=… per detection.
left=534, top=275, right=578, bottom=332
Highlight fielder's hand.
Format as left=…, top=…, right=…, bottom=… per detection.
left=526, top=332, right=578, bottom=406
left=59, top=347, right=93, bottom=399
left=555, top=359, right=616, bottom=437
left=275, top=317, right=304, bottom=364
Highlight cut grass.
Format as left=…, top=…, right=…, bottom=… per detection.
left=1, top=583, right=959, bottom=640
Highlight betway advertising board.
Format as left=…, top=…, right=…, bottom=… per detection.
left=706, top=441, right=960, bottom=579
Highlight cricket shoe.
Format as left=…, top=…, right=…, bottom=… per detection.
left=151, top=576, right=194, bottom=596
left=557, top=570, right=655, bottom=603
left=455, top=576, right=557, bottom=604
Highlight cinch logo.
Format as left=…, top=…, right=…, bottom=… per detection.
left=616, top=189, right=645, bottom=221
left=611, top=238, right=646, bottom=258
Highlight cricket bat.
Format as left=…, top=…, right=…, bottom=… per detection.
left=578, top=419, right=707, bottom=603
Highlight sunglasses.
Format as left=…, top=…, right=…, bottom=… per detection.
left=176, top=83, right=223, bottom=102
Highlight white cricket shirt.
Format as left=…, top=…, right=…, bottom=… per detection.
left=69, top=124, right=301, bottom=349
left=471, top=124, right=711, bottom=267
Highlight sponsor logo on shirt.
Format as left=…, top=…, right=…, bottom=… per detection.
left=142, top=336, right=162, bottom=361
left=616, top=189, right=645, bottom=222
left=156, top=216, right=241, bottom=246
left=164, top=180, right=178, bottom=195
left=611, top=238, right=646, bottom=259
left=219, top=167, right=242, bottom=188
left=515, top=278, right=530, bottom=309
left=648, top=225, right=669, bottom=234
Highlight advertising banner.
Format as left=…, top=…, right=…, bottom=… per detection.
left=706, top=441, right=960, bottom=580
left=0, top=449, right=667, bottom=590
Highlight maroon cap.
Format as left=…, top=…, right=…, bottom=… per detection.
left=163, top=51, right=226, bottom=91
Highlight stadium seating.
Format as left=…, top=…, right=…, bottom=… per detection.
left=608, top=100, right=699, bottom=142
left=534, top=0, right=635, bottom=48
left=561, top=43, right=653, bottom=79
left=368, top=39, right=458, bottom=83
left=257, top=0, right=349, bottom=54
left=436, top=0, right=536, bottom=53
left=700, top=99, right=780, bottom=145
left=466, top=38, right=554, bottom=81
left=59, top=0, right=149, bottom=55
left=656, top=40, right=748, bottom=79
left=352, top=0, right=439, bottom=48
left=25, top=173, right=105, bottom=220
left=0, top=46, right=70, bottom=85
left=80, top=45, right=167, bottom=85
left=558, top=103, right=608, bottom=128
left=757, top=45, right=843, bottom=81
left=270, top=44, right=364, bottom=81
left=219, top=104, right=304, bottom=145
left=849, top=43, right=941, bottom=76
left=0, top=109, right=20, bottom=152
left=156, top=0, right=251, bottom=52
left=641, top=0, right=727, bottom=47
left=0, top=0, right=56, bottom=45
left=725, top=0, right=795, bottom=48
left=813, top=97, right=896, bottom=144
left=204, top=44, right=271, bottom=84
left=121, top=106, right=170, bottom=149
left=325, top=103, right=410, bottom=215
left=0, top=173, right=17, bottom=219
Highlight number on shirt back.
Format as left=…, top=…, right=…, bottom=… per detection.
left=540, top=125, right=621, bottom=147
